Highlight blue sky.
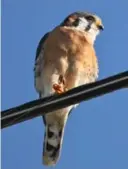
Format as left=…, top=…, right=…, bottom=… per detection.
left=1, top=0, right=128, bottom=169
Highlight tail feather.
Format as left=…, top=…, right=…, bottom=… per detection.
left=43, top=124, right=65, bottom=166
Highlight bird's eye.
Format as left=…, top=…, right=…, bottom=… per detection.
left=86, top=16, right=95, bottom=22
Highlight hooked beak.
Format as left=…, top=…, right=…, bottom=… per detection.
left=97, top=24, right=104, bottom=31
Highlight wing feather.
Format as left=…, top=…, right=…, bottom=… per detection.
left=34, top=32, right=50, bottom=93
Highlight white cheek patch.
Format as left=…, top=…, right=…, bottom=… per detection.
left=72, top=17, right=100, bottom=43
left=88, top=23, right=100, bottom=42
left=76, top=17, right=88, bottom=31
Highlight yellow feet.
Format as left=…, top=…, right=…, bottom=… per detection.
left=53, top=75, right=67, bottom=94
left=53, top=84, right=64, bottom=94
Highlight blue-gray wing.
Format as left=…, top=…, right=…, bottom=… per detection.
left=34, top=32, right=50, bottom=94
left=35, top=32, right=50, bottom=61
left=34, top=32, right=50, bottom=124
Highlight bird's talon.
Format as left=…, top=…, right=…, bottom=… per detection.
left=53, top=84, right=64, bottom=94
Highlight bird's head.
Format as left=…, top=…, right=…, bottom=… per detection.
left=61, top=11, right=104, bottom=42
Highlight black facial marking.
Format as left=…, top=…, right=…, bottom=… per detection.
left=73, top=18, right=79, bottom=27
left=60, top=11, right=97, bottom=32
left=85, top=24, right=91, bottom=31
left=61, top=17, right=74, bottom=27
left=86, top=15, right=95, bottom=22
left=46, top=143, right=55, bottom=151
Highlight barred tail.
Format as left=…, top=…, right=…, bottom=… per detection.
left=43, top=124, right=65, bottom=166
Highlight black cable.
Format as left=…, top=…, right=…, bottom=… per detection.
left=1, top=71, right=128, bottom=129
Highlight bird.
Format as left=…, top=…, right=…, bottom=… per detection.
left=34, top=11, right=104, bottom=166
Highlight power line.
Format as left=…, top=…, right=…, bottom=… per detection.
left=1, top=71, right=128, bottom=129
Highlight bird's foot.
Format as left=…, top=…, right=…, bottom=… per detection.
left=53, top=84, right=67, bottom=94
left=53, top=75, right=68, bottom=94
left=53, top=84, right=64, bottom=94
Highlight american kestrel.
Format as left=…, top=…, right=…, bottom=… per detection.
left=34, top=11, right=104, bottom=166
